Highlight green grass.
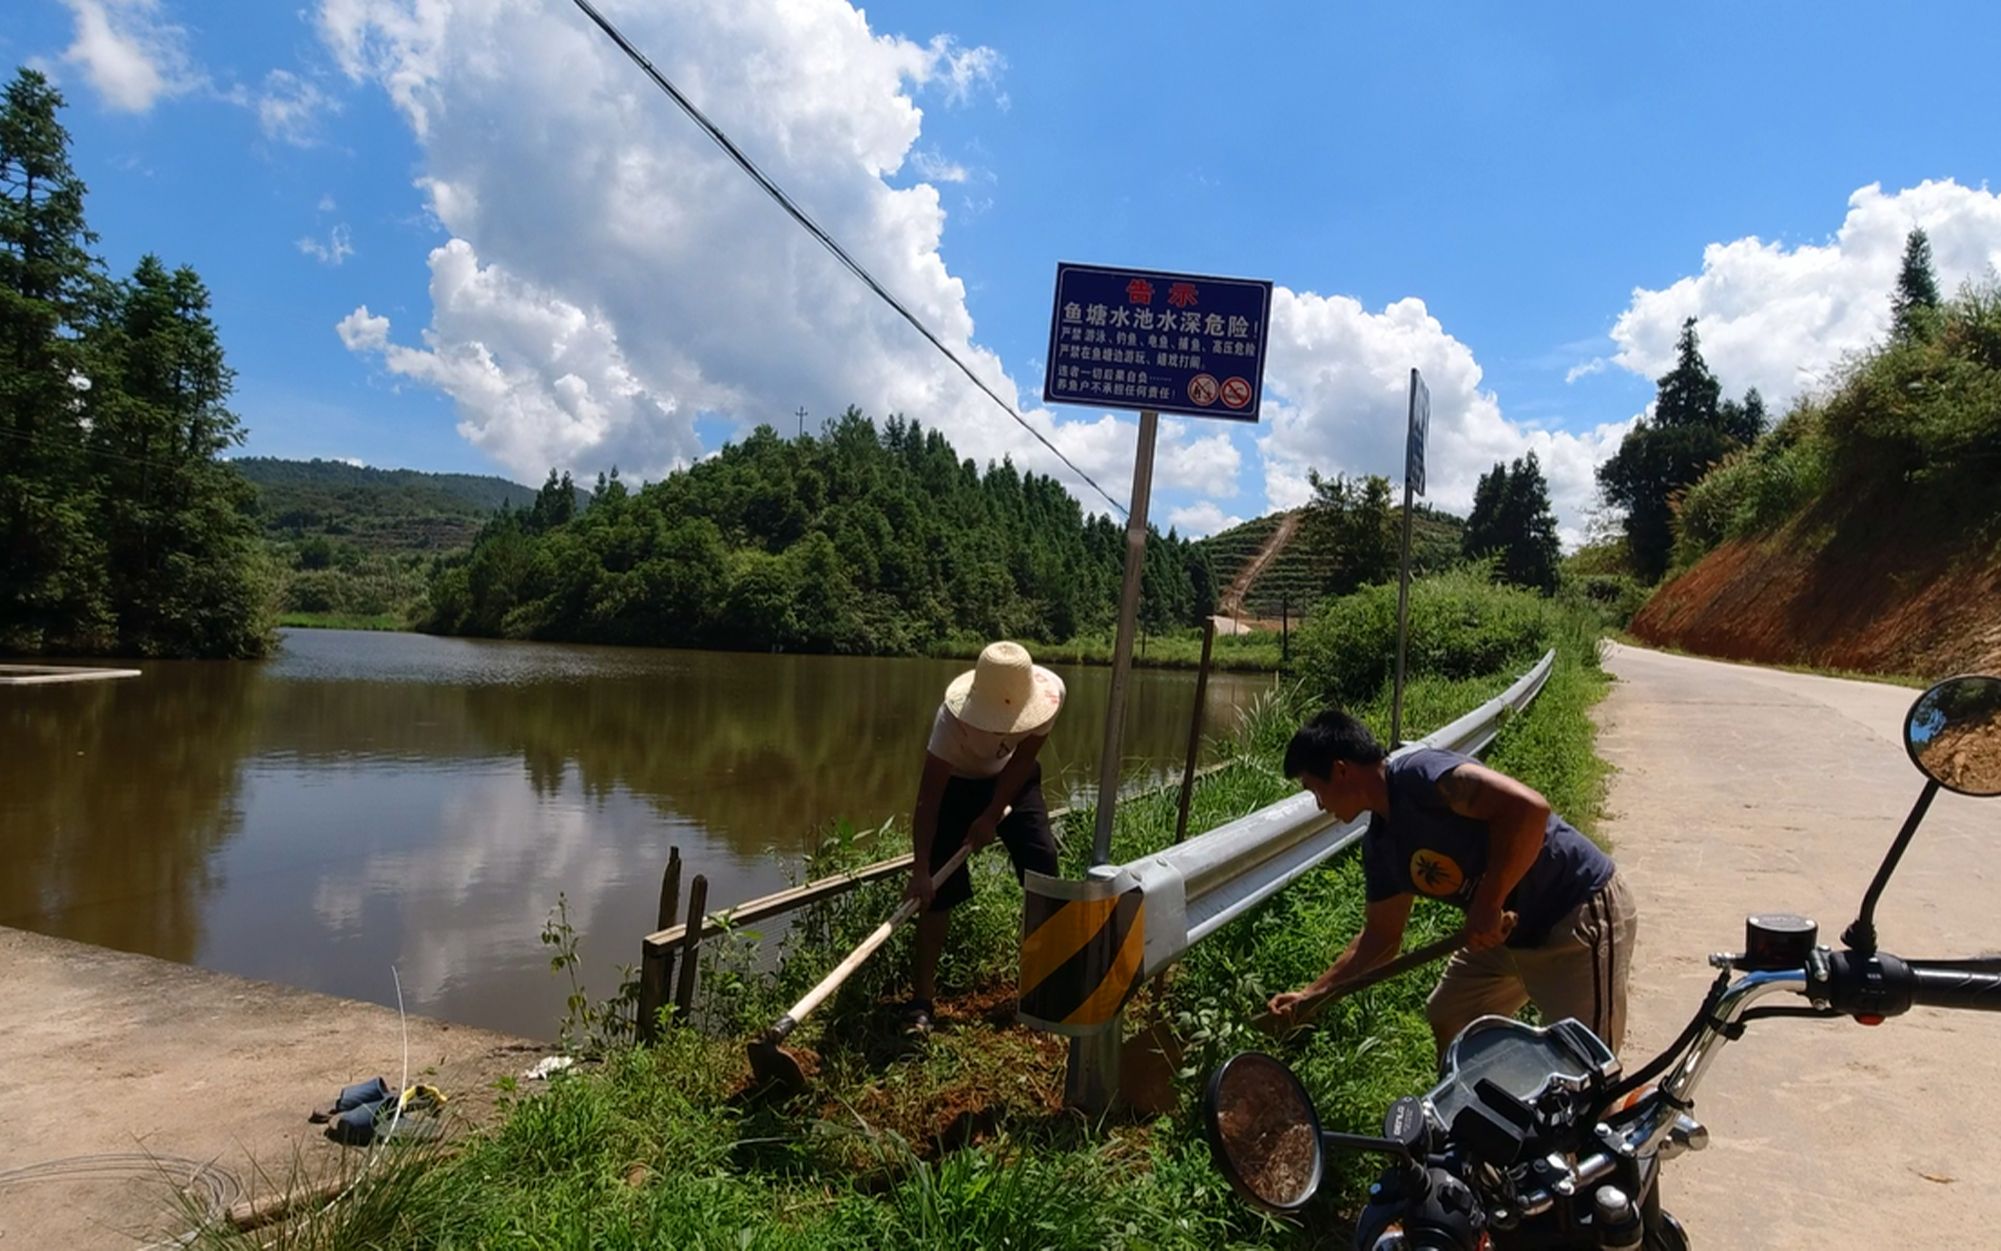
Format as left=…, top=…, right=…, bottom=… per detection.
left=275, top=610, right=408, bottom=631
left=195, top=585, right=1613, bottom=1250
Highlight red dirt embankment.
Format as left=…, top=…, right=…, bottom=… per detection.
left=1630, top=517, right=2001, bottom=679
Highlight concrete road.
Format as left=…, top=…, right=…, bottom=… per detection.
left=1602, top=643, right=2001, bottom=1248
left=0, top=928, right=538, bottom=1248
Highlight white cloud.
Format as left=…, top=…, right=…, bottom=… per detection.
left=58, top=0, right=200, bottom=113
left=1608, top=179, right=2001, bottom=408
left=297, top=222, right=355, bottom=266
left=335, top=455, right=368, bottom=467
left=1564, top=357, right=1606, bottom=384
left=1258, top=289, right=1633, bottom=547
left=920, top=36, right=1005, bottom=107
left=1167, top=501, right=1243, bottom=539
left=254, top=68, right=341, bottom=146
left=336, top=306, right=390, bottom=351
left=909, top=149, right=969, bottom=184
left=341, top=240, right=698, bottom=476
left=318, top=0, right=1063, bottom=491
left=318, top=193, right=338, bottom=213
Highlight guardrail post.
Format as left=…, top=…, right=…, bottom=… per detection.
left=1070, top=407, right=1159, bottom=1117
left=636, top=847, right=681, bottom=1044
left=673, top=874, right=708, bottom=1021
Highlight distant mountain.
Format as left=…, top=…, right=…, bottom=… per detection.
left=232, top=456, right=548, bottom=552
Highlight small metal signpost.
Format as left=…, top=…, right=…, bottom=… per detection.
left=1390, top=368, right=1430, bottom=747
left=1039, top=262, right=1272, bottom=1114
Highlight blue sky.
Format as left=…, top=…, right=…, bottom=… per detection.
left=12, top=2, right=2001, bottom=540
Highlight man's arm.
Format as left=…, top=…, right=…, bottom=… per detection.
left=1436, top=761, right=1551, bottom=949
left=1267, top=894, right=1414, bottom=1018
left=906, top=752, right=954, bottom=904
left=965, top=732, right=1049, bottom=849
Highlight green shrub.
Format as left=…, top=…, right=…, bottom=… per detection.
left=1557, top=573, right=1649, bottom=630
left=1295, top=569, right=1555, bottom=706
left=1669, top=408, right=1833, bottom=568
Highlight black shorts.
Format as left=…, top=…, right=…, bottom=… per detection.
left=926, top=762, right=1058, bottom=913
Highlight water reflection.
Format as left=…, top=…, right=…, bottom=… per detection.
left=1, top=665, right=261, bottom=962
left=0, top=630, right=1268, bottom=1037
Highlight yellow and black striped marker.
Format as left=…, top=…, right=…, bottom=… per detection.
left=1016, top=870, right=1146, bottom=1036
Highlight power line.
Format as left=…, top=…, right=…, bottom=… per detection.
left=567, top=0, right=1129, bottom=519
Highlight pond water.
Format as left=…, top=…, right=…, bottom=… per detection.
left=0, top=629, right=1269, bottom=1037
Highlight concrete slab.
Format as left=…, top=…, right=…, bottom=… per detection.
left=0, top=927, right=541, bottom=1248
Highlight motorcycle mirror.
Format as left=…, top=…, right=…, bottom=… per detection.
left=1905, top=675, right=2001, bottom=797
left=1202, top=1051, right=1325, bottom=1214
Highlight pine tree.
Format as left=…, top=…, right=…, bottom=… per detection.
left=1653, top=318, right=1722, bottom=430
left=1464, top=453, right=1560, bottom=593
left=1891, top=227, right=1941, bottom=340
left=88, top=256, right=265, bottom=655
left=1598, top=318, right=1752, bottom=580
left=0, top=69, right=109, bottom=649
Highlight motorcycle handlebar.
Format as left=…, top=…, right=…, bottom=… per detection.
left=1907, top=962, right=2001, bottom=1012
left=1815, top=952, right=2001, bottom=1017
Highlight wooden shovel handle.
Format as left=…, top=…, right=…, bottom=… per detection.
left=1255, top=920, right=1500, bottom=1035
left=768, top=843, right=973, bottom=1038
left=1260, top=928, right=1466, bottom=1032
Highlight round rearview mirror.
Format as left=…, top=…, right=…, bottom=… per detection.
left=1201, top=1051, right=1324, bottom=1213
left=1905, top=675, right=2001, bottom=797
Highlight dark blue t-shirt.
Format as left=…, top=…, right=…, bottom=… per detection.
left=1362, top=747, right=1613, bottom=949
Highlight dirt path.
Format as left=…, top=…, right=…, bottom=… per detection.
left=0, top=927, right=538, bottom=1248
left=1217, top=510, right=1299, bottom=620
left=1599, top=643, right=2001, bottom=1248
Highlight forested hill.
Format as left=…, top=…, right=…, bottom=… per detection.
left=1631, top=250, right=2001, bottom=677
left=233, top=457, right=569, bottom=551
left=424, top=410, right=1215, bottom=653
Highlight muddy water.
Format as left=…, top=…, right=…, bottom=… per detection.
left=0, top=629, right=1269, bottom=1038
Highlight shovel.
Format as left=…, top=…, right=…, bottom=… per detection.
left=747, top=842, right=975, bottom=1094
left=1253, top=918, right=1507, bottom=1036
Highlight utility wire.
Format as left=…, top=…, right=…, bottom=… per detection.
left=568, top=0, right=1129, bottom=519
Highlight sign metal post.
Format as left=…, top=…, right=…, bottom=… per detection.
left=1040, top=263, right=1271, bottom=1114
left=1391, top=367, right=1429, bottom=747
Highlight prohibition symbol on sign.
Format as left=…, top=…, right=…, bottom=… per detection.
left=1187, top=373, right=1219, bottom=406
left=1220, top=376, right=1252, bottom=409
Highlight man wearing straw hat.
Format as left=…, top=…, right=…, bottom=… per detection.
left=902, top=640, right=1066, bottom=1037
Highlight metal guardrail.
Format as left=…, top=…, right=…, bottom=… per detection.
left=633, top=760, right=1235, bottom=1039
left=1021, top=649, right=1555, bottom=1027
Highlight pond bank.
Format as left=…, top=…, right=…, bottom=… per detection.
left=0, top=926, right=534, bottom=1247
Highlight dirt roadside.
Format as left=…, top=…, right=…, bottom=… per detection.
left=1600, top=643, right=2001, bottom=1248
left=0, top=927, right=540, bottom=1248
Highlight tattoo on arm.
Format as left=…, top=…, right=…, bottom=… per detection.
left=1435, top=766, right=1485, bottom=814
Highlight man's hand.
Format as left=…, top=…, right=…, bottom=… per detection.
left=906, top=866, right=935, bottom=908
left=1266, top=989, right=1312, bottom=1022
left=1465, top=898, right=1514, bottom=951
left=967, top=809, right=1001, bottom=851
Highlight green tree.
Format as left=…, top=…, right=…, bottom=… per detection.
left=1891, top=226, right=1941, bottom=341
left=87, top=256, right=267, bottom=655
left=0, top=68, right=108, bottom=650
left=1598, top=319, right=1754, bottom=580
left=1463, top=452, right=1561, bottom=593
left=1301, top=469, right=1396, bottom=596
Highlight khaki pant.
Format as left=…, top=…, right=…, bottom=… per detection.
left=1425, top=871, right=1638, bottom=1057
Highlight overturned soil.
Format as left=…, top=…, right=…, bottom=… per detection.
left=1630, top=503, right=2001, bottom=679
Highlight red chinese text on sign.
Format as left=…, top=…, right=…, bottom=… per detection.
left=1125, top=279, right=1154, bottom=305
left=1167, top=282, right=1199, bottom=309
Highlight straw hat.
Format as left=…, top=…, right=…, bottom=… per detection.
left=945, top=641, right=1064, bottom=735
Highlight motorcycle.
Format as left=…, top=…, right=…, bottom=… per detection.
left=1201, top=673, right=2001, bottom=1249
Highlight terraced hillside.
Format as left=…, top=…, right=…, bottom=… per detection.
left=1200, top=505, right=1465, bottom=620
